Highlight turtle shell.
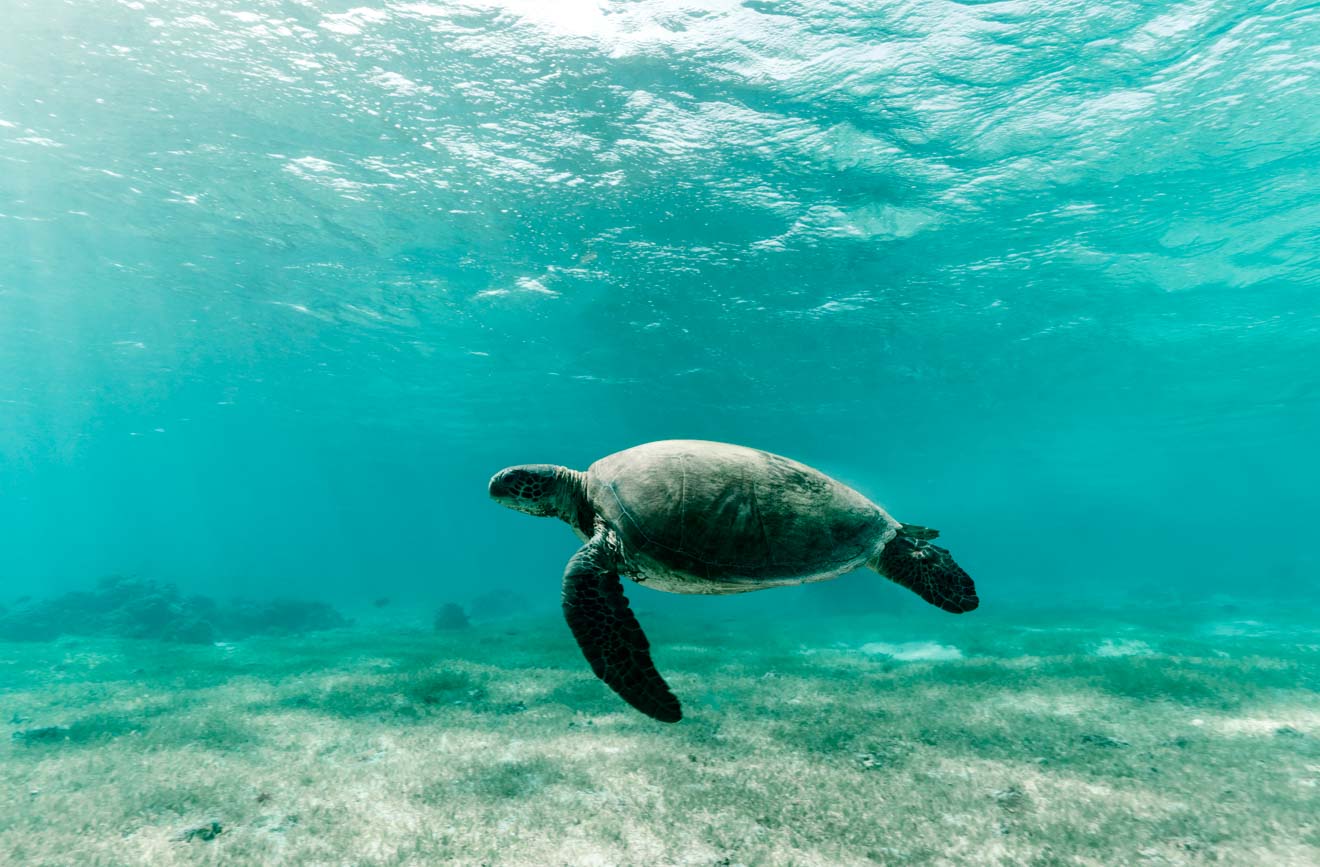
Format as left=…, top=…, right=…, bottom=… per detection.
left=586, top=440, right=895, bottom=582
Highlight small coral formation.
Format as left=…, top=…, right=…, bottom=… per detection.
left=433, top=603, right=470, bottom=631
left=175, top=820, right=223, bottom=842
left=0, top=575, right=349, bottom=644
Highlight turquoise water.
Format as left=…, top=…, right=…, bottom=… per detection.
left=3, top=0, right=1317, bottom=604
left=1, top=2, right=1319, bottom=862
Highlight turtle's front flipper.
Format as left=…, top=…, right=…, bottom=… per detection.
left=873, top=532, right=979, bottom=614
left=562, top=536, right=682, bottom=723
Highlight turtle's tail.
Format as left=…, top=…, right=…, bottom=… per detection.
left=871, top=529, right=979, bottom=614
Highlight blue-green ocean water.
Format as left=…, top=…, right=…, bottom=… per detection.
left=3, top=5, right=1320, bottom=865
left=2, top=0, right=1318, bottom=608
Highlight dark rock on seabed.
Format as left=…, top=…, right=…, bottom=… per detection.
left=434, top=602, right=470, bottom=631
left=0, top=575, right=350, bottom=643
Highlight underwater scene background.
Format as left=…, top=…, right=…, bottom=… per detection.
left=1, top=1, right=1318, bottom=864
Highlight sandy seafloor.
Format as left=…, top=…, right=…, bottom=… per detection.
left=2, top=601, right=1317, bottom=867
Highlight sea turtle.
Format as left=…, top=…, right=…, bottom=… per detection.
left=488, top=439, right=978, bottom=722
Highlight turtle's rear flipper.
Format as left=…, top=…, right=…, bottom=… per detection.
left=562, top=537, right=682, bottom=723
left=873, top=533, right=979, bottom=614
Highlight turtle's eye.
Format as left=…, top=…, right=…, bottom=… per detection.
left=489, top=469, right=526, bottom=501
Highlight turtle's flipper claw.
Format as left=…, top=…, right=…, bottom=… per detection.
left=900, top=523, right=940, bottom=541
left=562, top=536, right=683, bottom=723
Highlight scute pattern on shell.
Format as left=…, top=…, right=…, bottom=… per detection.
left=588, top=440, right=892, bottom=582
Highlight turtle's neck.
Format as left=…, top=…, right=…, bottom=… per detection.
left=553, top=468, right=593, bottom=537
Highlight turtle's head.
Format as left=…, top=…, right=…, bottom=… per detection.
left=488, top=464, right=569, bottom=517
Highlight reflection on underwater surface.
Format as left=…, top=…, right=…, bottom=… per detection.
left=1, top=0, right=1318, bottom=602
